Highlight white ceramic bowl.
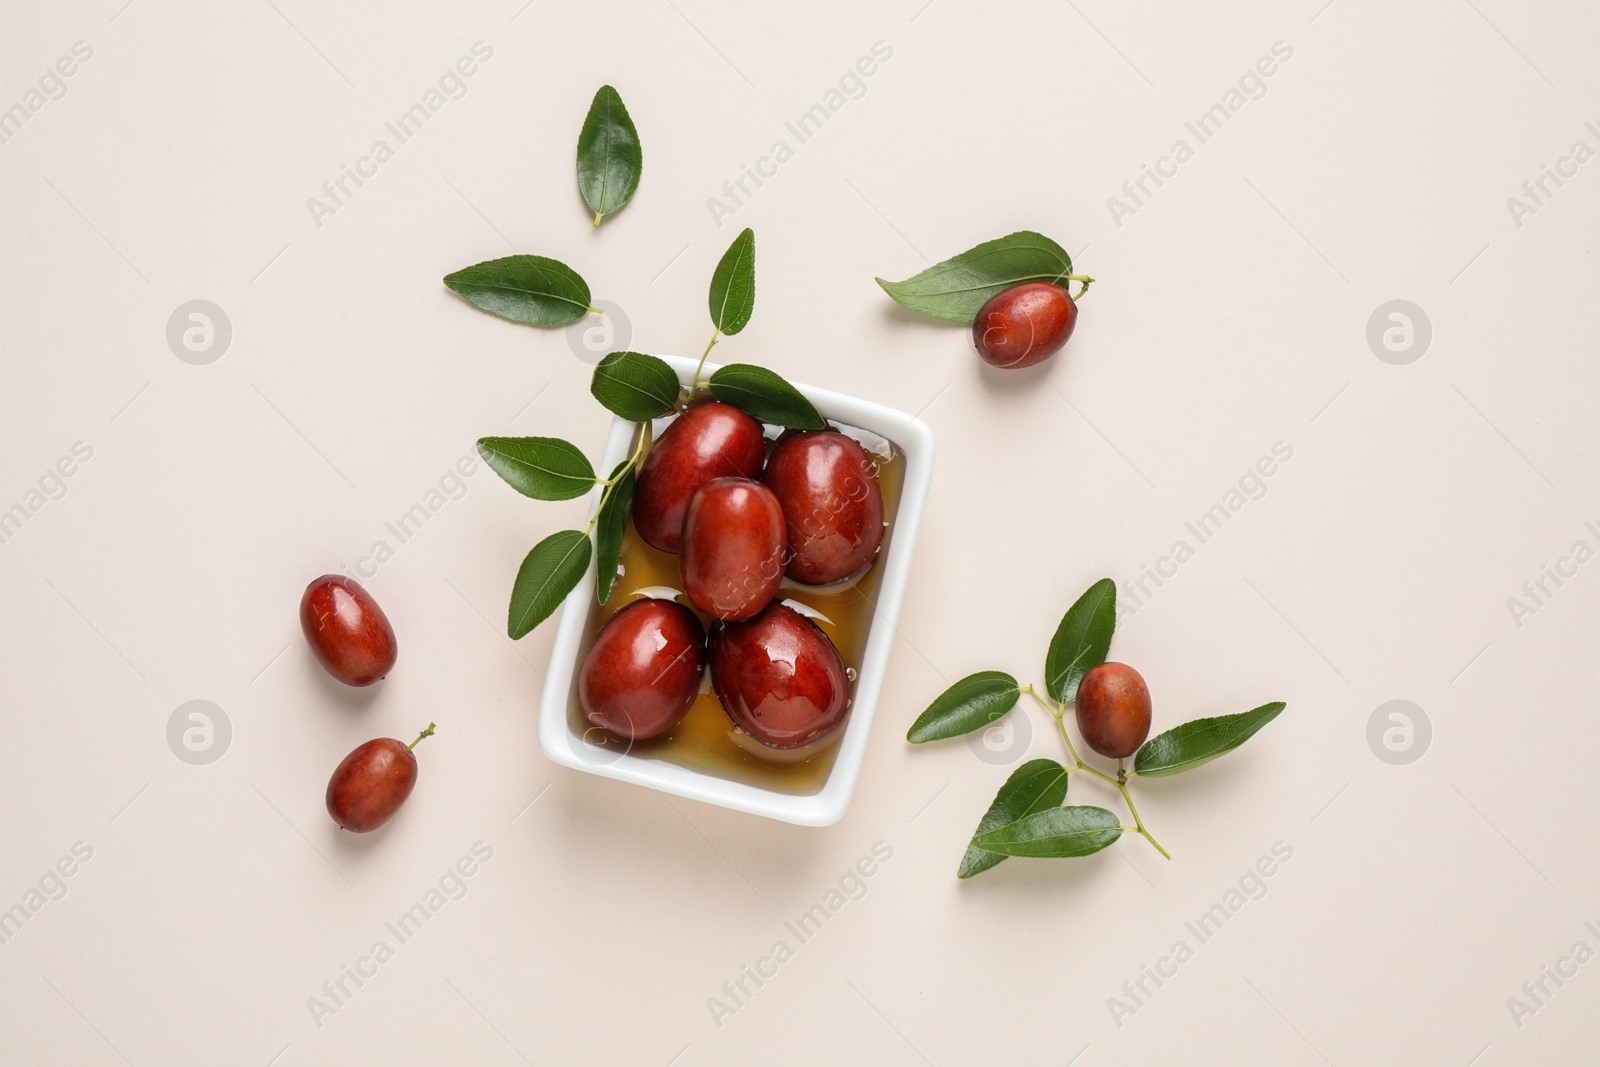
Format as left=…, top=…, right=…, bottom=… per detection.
left=537, top=355, right=935, bottom=826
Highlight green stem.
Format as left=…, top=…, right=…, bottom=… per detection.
left=692, top=329, right=721, bottom=389
left=1117, top=780, right=1170, bottom=860
left=592, top=211, right=604, bottom=227
left=1022, top=683, right=1168, bottom=859
left=584, top=425, right=650, bottom=536
left=407, top=723, right=437, bottom=751
left=1065, top=274, right=1094, bottom=301
left=1020, top=685, right=1118, bottom=786
left=586, top=305, right=603, bottom=316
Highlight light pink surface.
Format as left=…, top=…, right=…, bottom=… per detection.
left=0, top=2, right=1594, bottom=1064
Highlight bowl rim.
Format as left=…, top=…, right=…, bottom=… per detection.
left=536, top=355, right=936, bottom=826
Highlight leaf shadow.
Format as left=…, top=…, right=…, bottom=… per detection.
left=957, top=845, right=1126, bottom=900
left=1132, top=755, right=1261, bottom=810
left=876, top=300, right=964, bottom=332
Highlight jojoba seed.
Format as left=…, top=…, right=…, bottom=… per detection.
left=972, top=281, right=1077, bottom=369
left=632, top=401, right=767, bottom=553
left=579, top=598, right=706, bottom=741
left=1075, top=662, right=1151, bottom=759
left=762, top=431, right=884, bottom=585
left=300, top=575, right=398, bottom=687
left=326, top=724, right=433, bottom=832
left=710, top=602, right=850, bottom=750
left=681, top=478, right=787, bottom=621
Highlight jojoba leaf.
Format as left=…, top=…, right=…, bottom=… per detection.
left=590, top=351, right=680, bottom=421
left=444, top=255, right=594, bottom=326
left=972, top=805, right=1122, bottom=858
left=577, top=84, right=642, bottom=225
left=508, top=530, right=592, bottom=639
left=906, top=671, right=1020, bottom=743
left=1045, top=578, right=1116, bottom=703
left=477, top=437, right=597, bottom=501
left=876, top=231, right=1073, bottom=324
left=709, top=228, right=756, bottom=335
left=1133, top=702, right=1286, bottom=778
left=707, top=364, right=826, bottom=430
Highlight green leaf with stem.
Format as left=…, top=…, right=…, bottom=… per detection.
left=508, top=530, right=592, bottom=638
left=694, top=228, right=756, bottom=386
left=907, top=671, right=1020, bottom=743
left=875, top=231, right=1093, bottom=324
left=972, top=805, right=1122, bottom=858
left=576, top=84, right=642, bottom=226
left=958, top=758, right=1070, bottom=879
left=709, top=227, right=755, bottom=336
left=707, top=364, right=826, bottom=430
left=1133, top=702, right=1287, bottom=778
left=590, top=351, right=680, bottom=421
left=478, top=437, right=597, bottom=501
left=444, top=255, right=598, bottom=326
left=1045, top=578, right=1116, bottom=703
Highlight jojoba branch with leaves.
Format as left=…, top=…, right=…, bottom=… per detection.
left=908, top=579, right=1285, bottom=878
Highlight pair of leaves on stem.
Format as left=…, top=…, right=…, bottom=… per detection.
left=876, top=231, right=1077, bottom=324
left=589, top=350, right=824, bottom=431
left=478, top=357, right=824, bottom=507
left=905, top=578, right=1117, bottom=744
left=503, top=449, right=638, bottom=638
left=960, top=760, right=1123, bottom=877
left=469, top=429, right=620, bottom=637
left=572, top=225, right=757, bottom=416
left=472, top=433, right=623, bottom=637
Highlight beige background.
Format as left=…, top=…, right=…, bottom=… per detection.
left=2, top=0, right=1597, bottom=1063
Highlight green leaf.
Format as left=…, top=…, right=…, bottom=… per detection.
left=594, top=459, right=636, bottom=606
left=958, top=759, right=1071, bottom=879
left=576, top=84, right=642, bottom=225
left=708, top=364, right=826, bottom=430
left=906, top=671, right=1020, bottom=743
left=708, top=227, right=756, bottom=335
left=444, top=255, right=594, bottom=327
left=1133, top=702, right=1286, bottom=778
left=1045, top=578, right=1116, bottom=703
left=477, top=437, right=597, bottom=501
left=508, top=530, right=592, bottom=639
left=972, top=805, right=1122, bottom=859
left=590, top=351, right=680, bottom=421
left=876, top=231, right=1073, bottom=324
